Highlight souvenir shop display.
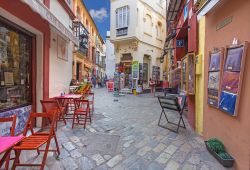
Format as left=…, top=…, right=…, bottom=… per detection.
left=170, top=68, right=181, bottom=88
left=219, top=42, right=248, bottom=116
left=152, top=66, right=160, bottom=81
left=207, top=49, right=224, bottom=108
left=0, top=20, right=32, bottom=111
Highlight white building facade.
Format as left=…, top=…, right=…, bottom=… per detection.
left=105, top=31, right=115, bottom=79
left=110, top=0, right=166, bottom=88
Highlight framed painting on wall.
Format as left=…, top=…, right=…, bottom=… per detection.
left=4, top=71, right=14, bottom=86
left=187, top=53, right=195, bottom=95
left=57, top=35, right=68, bottom=61
left=219, top=42, right=248, bottom=116
left=181, top=55, right=188, bottom=92
left=207, top=49, right=224, bottom=108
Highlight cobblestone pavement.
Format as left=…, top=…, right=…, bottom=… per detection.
left=17, top=88, right=233, bottom=170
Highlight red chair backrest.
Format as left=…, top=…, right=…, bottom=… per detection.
left=0, top=115, right=17, bottom=136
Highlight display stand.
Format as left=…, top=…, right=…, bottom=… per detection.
left=219, top=42, right=248, bottom=116
left=207, top=48, right=224, bottom=108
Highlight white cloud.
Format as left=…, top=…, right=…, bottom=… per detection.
left=89, top=8, right=108, bottom=22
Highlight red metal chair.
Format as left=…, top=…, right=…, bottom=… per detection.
left=41, top=99, right=67, bottom=129
left=0, top=115, right=16, bottom=170
left=87, top=92, right=94, bottom=114
left=12, top=112, right=60, bottom=170
left=72, top=99, right=91, bottom=129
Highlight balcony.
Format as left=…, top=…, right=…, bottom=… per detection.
left=116, top=27, right=128, bottom=37
left=73, top=21, right=89, bottom=56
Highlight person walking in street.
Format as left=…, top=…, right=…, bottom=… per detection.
left=92, top=75, right=97, bottom=88
left=149, top=78, right=155, bottom=95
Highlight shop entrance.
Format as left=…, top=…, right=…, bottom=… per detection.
left=76, top=62, right=82, bottom=81
left=120, top=53, right=133, bottom=89
left=123, top=62, right=132, bottom=88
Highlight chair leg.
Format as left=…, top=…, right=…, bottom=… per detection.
left=53, top=134, right=60, bottom=156
left=41, top=141, right=51, bottom=170
left=89, top=109, right=92, bottom=123
left=11, top=150, right=21, bottom=170
left=158, top=110, right=164, bottom=125
left=84, top=114, right=87, bottom=129
left=4, top=152, right=10, bottom=170
left=72, top=113, right=76, bottom=129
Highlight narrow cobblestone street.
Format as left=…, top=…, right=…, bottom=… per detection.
left=18, top=89, right=232, bottom=170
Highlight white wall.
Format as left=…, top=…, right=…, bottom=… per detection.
left=50, top=0, right=72, bottom=30
left=49, top=29, right=73, bottom=97
left=105, top=37, right=115, bottom=79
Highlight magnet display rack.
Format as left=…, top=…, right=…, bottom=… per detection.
left=207, top=48, right=224, bottom=108
left=181, top=53, right=195, bottom=95
left=218, top=42, right=248, bottom=116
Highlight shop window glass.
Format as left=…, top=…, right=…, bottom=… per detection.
left=0, top=18, right=32, bottom=111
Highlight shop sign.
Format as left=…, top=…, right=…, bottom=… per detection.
left=176, top=39, right=185, bottom=47
left=21, top=0, right=78, bottom=44
left=132, top=61, right=139, bottom=79
left=216, top=16, right=233, bottom=31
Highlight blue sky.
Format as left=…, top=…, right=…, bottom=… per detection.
left=83, top=0, right=110, bottom=41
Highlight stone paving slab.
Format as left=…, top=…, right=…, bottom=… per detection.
left=14, top=88, right=233, bottom=170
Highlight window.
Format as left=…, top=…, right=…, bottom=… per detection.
left=76, top=6, right=82, bottom=22
left=0, top=18, right=33, bottom=111
left=156, top=21, right=162, bottom=39
left=116, top=6, right=129, bottom=36
left=145, top=14, right=152, bottom=35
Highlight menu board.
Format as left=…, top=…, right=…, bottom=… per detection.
left=219, top=43, right=248, bottom=116
left=152, top=66, right=160, bottom=81
left=207, top=49, right=224, bottom=108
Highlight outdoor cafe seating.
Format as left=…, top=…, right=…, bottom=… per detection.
left=0, top=85, right=94, bottom=169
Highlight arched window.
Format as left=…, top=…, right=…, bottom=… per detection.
left=76, top=6, right=82, bottom=22
left=156, top=21, right=162, bottom=38
left=145, top=14, right=152, bottom=35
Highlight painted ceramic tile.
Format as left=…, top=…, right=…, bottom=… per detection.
left=224, top=47, right=244, bottom=71
left=209, top=52, right=221, bottom=71
left=219, top=91, right=237, bottom=116
left=0, top=105, right=31, bottom=136
left=221, top=71, right=240, bottom=94
left=208, top=72, right=220, bottom=90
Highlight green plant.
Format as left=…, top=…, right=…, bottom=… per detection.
left=218, top=152, right=232, bottom=160
left=207, top=138, right=225, bottom=153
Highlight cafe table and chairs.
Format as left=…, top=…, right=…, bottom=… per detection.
left=54, top=94, right=83, bottom=119
left=40, top=99, right=67, bottom=130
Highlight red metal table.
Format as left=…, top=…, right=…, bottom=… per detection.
left=0, top=136, right=24, bottom=168
left=54, top=94, right=83, bottom=119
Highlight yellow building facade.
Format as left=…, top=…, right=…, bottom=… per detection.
left=195, top=16, right=206, bottom=135
left=72, top=0, right=99, bottom=81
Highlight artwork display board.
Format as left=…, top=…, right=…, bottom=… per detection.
left=207, top=49, right=224, bottom=108
left=170, top=68, right=181, bottom=88
left=181, top=53, right=196, bottom=95
left=219, top=42, right=248, bottom=116
left=181, top=56, right=188, bottom=92
left=187, top=53, right=195, bottom=95
left=152, top=66, right=160, bottom=81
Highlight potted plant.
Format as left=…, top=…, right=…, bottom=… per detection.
left=205, top=138, right=234, bottom=167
